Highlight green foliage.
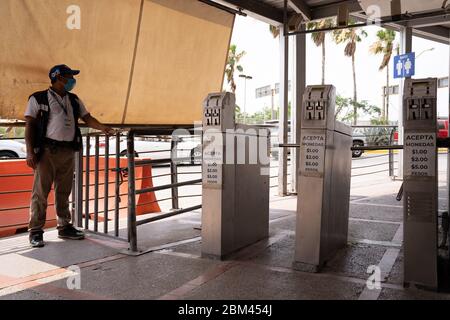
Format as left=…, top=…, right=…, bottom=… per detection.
left=236, top=107, right=274, bottom=125
left=225, top=44, right=246, bottom=93
left=369, top=29, right=397, bottom=71
left=307, top=19, right=334, bottom=47
left=332, top=20, right=368, bottom=124
left=335, top=95, right=381, bottom=124
left=307, top=19, right=335, bottom=84
left=332, top=21, right=368, bottom=58
left=269, top=25, right=280, bottom=38
left=0, top=126, right=25, bottom=138
left=335, top=94, right=390, bottom=146
left=236, top=102, right=292, bottom=125
left=364, top=118, right=393, bottom=146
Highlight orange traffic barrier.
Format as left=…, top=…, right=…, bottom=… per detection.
left=136, top=164, right=161, bottom=215
left=0, top=160, right=57, bottom=237
left=0, top=156, right=160, bottom=238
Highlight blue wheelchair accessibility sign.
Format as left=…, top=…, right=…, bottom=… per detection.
left=394, top=52, right=415, bottom=79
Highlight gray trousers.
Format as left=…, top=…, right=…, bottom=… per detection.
left=28, top=146, right=75, bottom=234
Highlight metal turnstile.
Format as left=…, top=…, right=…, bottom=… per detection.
left=293, top=85, right=352, bottom=272
left=402, top=78, right=439, bottom=289
left=201, top=92, right=270, bottom=259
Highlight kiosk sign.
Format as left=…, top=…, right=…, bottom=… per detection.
left=404, top=132, right=436, bottom=177
left=300, top=131, right=326, bottom=176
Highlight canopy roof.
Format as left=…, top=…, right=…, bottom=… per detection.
left=215, top=0, right=449, bottom=44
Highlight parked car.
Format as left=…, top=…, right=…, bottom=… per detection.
left=82, top=135, right=201, bottom=165
left=176, top=135, right=202, bottom=165
left=392, top=118, right=449, bottom=142
left=352, top=128, right=367, bottom=158
left=438, top=118, right=449, bottom=139
left=0, top=139, right=27, bottom=159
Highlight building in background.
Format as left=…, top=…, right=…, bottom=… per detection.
left=255, top=77, right=448, bottom=123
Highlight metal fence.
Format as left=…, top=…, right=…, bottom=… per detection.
left=125, top=129, right=202, bottom=252
left=0, top=123, right=203, bottom=252
left=0, top=122, right=403, bottom=250
left=350, top=125, right=398, bottom=179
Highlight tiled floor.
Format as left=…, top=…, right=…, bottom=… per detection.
left=0, top=172, right=449, bottom=300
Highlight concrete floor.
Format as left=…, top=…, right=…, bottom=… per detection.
left=1, top=153, right=450, bottom=300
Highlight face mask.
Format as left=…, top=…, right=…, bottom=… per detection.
left=63, top=77, right=76, bottom=92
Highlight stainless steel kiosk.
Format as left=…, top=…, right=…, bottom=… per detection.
left=201, top=92, right=270, bottom=259
left=402, top=78, right=439, bottom=289
left=293, top=85, right=352, bottom=272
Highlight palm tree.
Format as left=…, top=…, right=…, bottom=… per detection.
left=269, top=25, right=280, bottom=39
left=225, top=44, right=246, bottom=93
left=307, top=19, right=334, bottom=84
left=332, top=22, right=368, bottom=125
left=369, top=29, right=397, bottom=121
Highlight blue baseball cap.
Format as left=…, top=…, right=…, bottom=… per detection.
left=49, top=64, right=80, bottom=81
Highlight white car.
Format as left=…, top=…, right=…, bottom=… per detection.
left=351, top=128, right=367, bottom=158
left=0, top=139, right=27, bottom=159
left=82, top=135, right=201, bottom=165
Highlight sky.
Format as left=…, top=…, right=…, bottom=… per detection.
left=227, top=15, right=449, bottom=122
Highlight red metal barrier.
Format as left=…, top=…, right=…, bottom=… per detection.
left=0, top=156, right=160, bottom=237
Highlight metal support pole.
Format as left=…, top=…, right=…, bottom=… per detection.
left=243, top=77, right=247, bottom=124
left=104, top=135, right=109, bottom=234
left=74, top=150, right=83, bottom=227
left=290, top=31, right=306, bottom=193
left=170, top=137, right=179, bottom=210
left=114, top=132, right=120, bottom=237
left=84, top=133, right=90, bottom=229
left=397, top=26, right=412, bottom=179
left=127, top=131, right=138, bottom=252
left=389, top=128, right=395, bottom=178
left=278, top=22, right=289, bottom=196
left=94, top=135, right=100, bottom=232
left=71, top=168, right=75, bottom=223
left=447, top=33, right=450, bottom=258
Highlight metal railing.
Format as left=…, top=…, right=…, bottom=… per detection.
left=76, top=131, right=129, bottom=239
left=0, top=122, right=202, bottom=250
left=277, top=125, right=400, bottom=181
left=1, top=122, right=434, bottom=248
left=125, top=129, right=202, bottom=252
left=351, top=125, right=398, bottom=178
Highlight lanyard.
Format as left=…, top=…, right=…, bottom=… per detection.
left=49, top=90, right=68, bottom=116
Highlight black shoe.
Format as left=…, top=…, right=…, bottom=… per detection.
left=29, top=233, right=45, bottom=248
left=58, top=226, right=85, bottom=240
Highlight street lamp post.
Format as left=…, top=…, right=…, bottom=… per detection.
left=239, top=74, right=252, bottom=124
left=416, top=47, right=435, bottom=59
